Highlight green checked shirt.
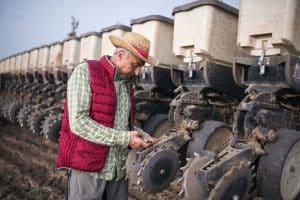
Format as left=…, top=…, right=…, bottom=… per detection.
left=67, top=61, right=144, bottom=181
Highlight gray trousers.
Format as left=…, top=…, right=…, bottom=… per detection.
left=67, top=170, right=128, bottom=200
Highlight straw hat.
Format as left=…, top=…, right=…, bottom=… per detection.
left=109, top=32, right=159, bottom=66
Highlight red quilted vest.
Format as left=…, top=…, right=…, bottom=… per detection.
left=56, top=56, right=135, bottom=172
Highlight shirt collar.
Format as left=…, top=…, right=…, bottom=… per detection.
left=101, top=55, right=137, bottom=84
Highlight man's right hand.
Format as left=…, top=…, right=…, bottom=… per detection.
left=129, top=131, right=149, bottom=149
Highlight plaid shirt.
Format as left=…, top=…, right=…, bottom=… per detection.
left=67, top=61, right=135, bottom=180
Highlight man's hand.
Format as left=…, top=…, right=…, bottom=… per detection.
left=129, top=131, right=149, bottom=149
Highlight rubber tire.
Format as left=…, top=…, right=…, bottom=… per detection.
left=2, top=101, right=10, bottom=119
left=186, top=120, right=232, bottom=158
left=27, top=110, right=38, bottom=131
left=8, top=103, right=22, bottom=124
left=143, top=114, right=169, bottom=138
left=42, top=115, right=53, bottom=136
left=256, top=129, right=300, bottom=200
left=46, top=117, right=62, bottom=143
left=29, top=112, right=48, bottom=134
left=17, top=107, right=30, bottom=128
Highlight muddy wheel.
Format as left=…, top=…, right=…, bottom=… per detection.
left=143, top=114, right=170, bottom=138
left=18, top=107, right=33, bottom=129
left=17, top=107, right=26, bottom=127
left=209, top=161, right=253, bottom=200
left=168, top=106, right=176, bottom=128
left=256, top=129, right=300, bottom=200
left=186, top=120, right=233, bottom=157
left=29, top=112, right=48, bottom=134
left=42, top=115, right=52, bottom=136
left=183, top=155, right=212, bottom=200
left=8, top=102, right=22, bottom=124
left=126, top=150, right=141, bottom=186
left=168, top=93, right=191, bottom=130
left=44, top=116, right=62, bottom=143
left=2, top=101, right=10, bottom=119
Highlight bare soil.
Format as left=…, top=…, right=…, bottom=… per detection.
left=0, top=123, right=183, bottom=200
left=0, top=124, right=66, bottom=200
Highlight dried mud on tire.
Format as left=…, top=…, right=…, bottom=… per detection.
left=0, top=124, right=184, bottom=200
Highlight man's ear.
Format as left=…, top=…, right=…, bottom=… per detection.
left=117, top=49, right=125, bottom=60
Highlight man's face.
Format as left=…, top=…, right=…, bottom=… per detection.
left=117, top=50, right=145, bottom=76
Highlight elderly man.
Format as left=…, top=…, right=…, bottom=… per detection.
left=57, top=32, right=158, bottom=200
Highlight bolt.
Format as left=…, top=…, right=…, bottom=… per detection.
left=290, top=166, right=295, bottom=173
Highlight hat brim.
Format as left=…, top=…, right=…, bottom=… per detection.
left=109, top=35, right=159, bottom=66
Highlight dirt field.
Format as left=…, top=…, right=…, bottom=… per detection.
left=0, top=123, right=66, bottom=199
left=0, top=123, right=183, bottom=200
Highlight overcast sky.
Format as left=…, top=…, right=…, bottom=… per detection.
left=0, top=0, right=239, bottom=60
